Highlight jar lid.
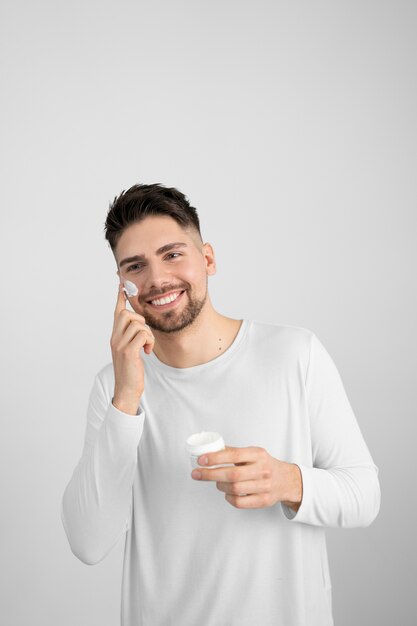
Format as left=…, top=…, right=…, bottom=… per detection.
left=185, top=431, right=225, bottom=455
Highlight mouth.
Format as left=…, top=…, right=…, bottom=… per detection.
left=145, top=290, right=186, bottom=310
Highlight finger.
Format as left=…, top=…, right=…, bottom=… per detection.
left=142, top=329, right=155, bottom=354
left=198, top=446, right=260, bottom=468
left=225, top=493, right=262, bottom=508
left=191, top=465, right=264, bottom=482
left=139, top=328, right=156, bottom=354
left=118, top=321, right=155, bottom=351
left=130, top=327, right=155, bottom=355
left=216, top=480, right=268, bottom=496
left=114, top=282, right=127, bottom=320
left=113, top=306, right=147, bottom=340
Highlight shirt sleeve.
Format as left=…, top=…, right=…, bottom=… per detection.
left=60, top=372, right=145, bottom=565
left=281, top=332, right=381, bottom=528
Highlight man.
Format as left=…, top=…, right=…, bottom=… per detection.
left=61, top=183, right=381, bottom=626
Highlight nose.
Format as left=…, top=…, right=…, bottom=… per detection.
left=142, top=260, right=178, bottom=298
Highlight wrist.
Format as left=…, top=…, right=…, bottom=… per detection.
left=112, top=392, right=142, bottom=416
left=282, top=464, right=303, bottom=512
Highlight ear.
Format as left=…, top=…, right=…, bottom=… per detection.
left=203, top=242, right=216, bottom=276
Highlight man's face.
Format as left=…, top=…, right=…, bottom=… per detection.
left=115, top=215, right=216, bottom=333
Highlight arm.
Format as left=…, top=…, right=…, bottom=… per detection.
left=281, top=333, right=381, bottom=528
left=60, top=372, right=145, bottom=565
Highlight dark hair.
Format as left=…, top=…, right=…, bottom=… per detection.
left=104, top=183, right=203, bottom=253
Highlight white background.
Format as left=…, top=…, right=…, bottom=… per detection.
left=1, top=1, right=415, bottom=624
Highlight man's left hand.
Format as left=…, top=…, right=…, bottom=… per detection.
left=191, top=446, right=303, bottom=511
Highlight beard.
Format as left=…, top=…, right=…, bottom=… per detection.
left=143, top=285, right=208, bottom=334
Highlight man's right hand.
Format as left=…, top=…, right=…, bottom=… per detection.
left=110, top=283, right=155, bottom=414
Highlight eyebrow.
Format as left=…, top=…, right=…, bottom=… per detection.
left=119, top=242, right=188, bottom=268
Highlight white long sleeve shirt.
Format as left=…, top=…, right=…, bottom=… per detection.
left=61, top=320, right=381, bottom=626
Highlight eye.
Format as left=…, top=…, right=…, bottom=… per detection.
left=126, top=253, right=181, bottom=272
left=126, top=263, right=143, bottom=272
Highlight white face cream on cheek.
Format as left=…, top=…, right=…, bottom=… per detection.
left=122, top=280, right=139, bottom=297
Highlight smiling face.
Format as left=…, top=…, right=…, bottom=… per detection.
left=115, top=215, right=216, bottom=333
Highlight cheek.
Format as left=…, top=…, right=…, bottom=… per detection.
left=121, top=278, right=141, bottom=299
left=180, top=262, right=205, bottom=286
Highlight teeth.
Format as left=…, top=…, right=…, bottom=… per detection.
left=151, top=291, right=181, bottom=306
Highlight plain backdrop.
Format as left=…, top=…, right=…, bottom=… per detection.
left=1, top=1, right=416, bottom=625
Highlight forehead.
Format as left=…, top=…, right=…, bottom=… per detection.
left=115, top=215, right=196, bottom=262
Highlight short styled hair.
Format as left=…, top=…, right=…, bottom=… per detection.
left=104, top=183, right=203, bottom=253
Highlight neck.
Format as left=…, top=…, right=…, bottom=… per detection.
left=151, top=300, right=242, bottom=368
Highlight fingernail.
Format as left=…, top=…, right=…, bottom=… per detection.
left=199, top=456, right=208, bottom=465
left=192, top=470, right=202, bottom=479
